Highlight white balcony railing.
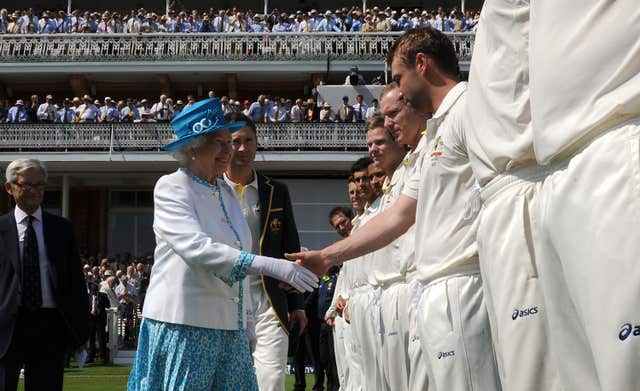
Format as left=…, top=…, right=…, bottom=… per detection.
left=0, top=122, right=367, bottom=151
left=0, top=32, right=474, bottom=63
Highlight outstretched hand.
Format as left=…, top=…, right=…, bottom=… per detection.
left=285, top=250, right=333, bottom=277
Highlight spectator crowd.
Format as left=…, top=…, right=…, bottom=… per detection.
left=81, top=253, right=152, bottom=364
left=0, top=5, right=479, bottom=34
left=1, top=91, right=381, bottom=124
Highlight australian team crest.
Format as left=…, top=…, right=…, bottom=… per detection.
left=270, top=217, right=282, bottom=233
left=430, top=135, right=444, bottom=165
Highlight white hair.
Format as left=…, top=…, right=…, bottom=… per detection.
left=172, top=136, right=208, bottom=166
left=5, top=158, right=48, bottom=184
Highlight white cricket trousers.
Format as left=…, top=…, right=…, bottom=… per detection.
left=415, top=267, right=501, bottom=391
left=342, top=314, right=363, bottom=391
left=333, top=316, right=349, bottom=390
left=379, top=279, right=428, bottom=391
left=535, top=118, right=640, bottom=391
left=252, top=291, right=289, bottom=391
left=349, top=286, right=385, bottom=391
left=478, top=166, right=561, bottom=391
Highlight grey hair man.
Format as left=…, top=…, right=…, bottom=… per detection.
left=1, top=158, right=89, bottom=391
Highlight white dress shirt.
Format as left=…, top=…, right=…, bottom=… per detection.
left=15, top=206, right=56, bottom=308
left=223, top=172, right=264, bottom=311
left=36, top=102, right=56, bottom=121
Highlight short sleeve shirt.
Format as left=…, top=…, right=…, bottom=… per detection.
left=402, top=83, right=480, bottom=281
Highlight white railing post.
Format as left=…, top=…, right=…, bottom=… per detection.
left=109, top=123, right=114, bottom=160
left=106, top=307, right=119, bottom=364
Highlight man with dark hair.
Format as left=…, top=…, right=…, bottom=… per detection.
left=323, top=176, right=361, bottom=390
left=290, top=27, right=501, bottom=391
left=329, top=207, right=353, bottom=239
left=223, top=112, right=307, bottom=391
left=349, top=157, right=375, bottom=208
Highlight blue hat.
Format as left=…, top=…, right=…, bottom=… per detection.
left=163, top=98, right=245, bottom=152
left=342, top=95, right=349, bottom=100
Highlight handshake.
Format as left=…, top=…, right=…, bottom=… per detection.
left=248, top=247, right=335, bottom=293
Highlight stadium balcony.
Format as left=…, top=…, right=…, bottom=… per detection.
left=0, top=32, right=475, bottom=73
left=0, top=121, right=368, bottom=171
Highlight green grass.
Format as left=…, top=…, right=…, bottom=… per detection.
left=18, top=364, right=319, bottom=390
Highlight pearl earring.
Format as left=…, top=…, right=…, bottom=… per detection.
left=191, top=156, right=196, bottom=161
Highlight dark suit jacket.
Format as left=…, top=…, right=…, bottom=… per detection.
left=337, top=105, right=356, bottom=122
left=256, top=174, right=305, bottom=334
left=0, top=209, right=89, bottom=358
left=89, top=291, right=110, bottom=326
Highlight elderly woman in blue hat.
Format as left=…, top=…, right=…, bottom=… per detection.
left=128, top=98, right=317, bottom=390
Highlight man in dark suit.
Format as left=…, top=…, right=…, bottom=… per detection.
left=337, top=96, right=356, bottom=123
left=0, top=158, right=89, bottom=391
left=87, top=282, right=109, bottom=364
left=224, top=112, right=308, bottom=391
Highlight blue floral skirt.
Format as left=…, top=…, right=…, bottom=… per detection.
left=128, top=318, right=258, bottom=391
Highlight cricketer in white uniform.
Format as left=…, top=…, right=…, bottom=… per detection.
left=348, top=114, right=406, bottom=391
left=290, top=28, right=501, bottom=391
left=344, top=159, right=387, bottom=391
left=377, top=83, right=429, bottom=391
left=224, top=115, right=308, bottom=391
left=325, top=181, right=361, bottom=391
left=464, top=0, right=561, bottom=389
left=529, top=2, right=640, bottom=391
left=328, top=160, right=379, bottom=391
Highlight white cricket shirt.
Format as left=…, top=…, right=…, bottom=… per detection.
left=402, top=83, right=480, bottom=281
left=530, top=0, right=640, bottom=164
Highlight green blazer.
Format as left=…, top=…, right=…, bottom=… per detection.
left=256, top=173, right=305, bottom=334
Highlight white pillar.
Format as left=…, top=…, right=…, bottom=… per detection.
left=384, top=60, right=388, bottom=84
left=461, top=0, right=466, bottom=13
left=362, top=0, right=367, bottom=13
left=62, top=174, right=70, bottom=218
left=166, top=0, right=170, bottom=15
left=67, top=0, right=71, bottom=15
left=264, top=0, right=268, bottom=16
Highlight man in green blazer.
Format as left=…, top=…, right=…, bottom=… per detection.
left=224, top=112, right=307, bottom=391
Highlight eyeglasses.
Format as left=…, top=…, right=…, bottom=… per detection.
left=14, top=181, right=46, bottom=190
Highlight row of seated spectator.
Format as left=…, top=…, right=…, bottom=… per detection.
left=0, top=5, right=479, bottom=34
left=2, top=92, right=381, bottom=123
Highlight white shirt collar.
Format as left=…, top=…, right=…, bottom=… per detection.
left=433, top=81, right=467, bottom=119
left=223, top=170, right=259, bottom=191
left=14, top=206, right=42, bottom=224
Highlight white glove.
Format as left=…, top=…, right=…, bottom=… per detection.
left=249, top=255, right=318, bottom=292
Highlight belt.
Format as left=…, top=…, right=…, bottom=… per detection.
left=480, top=163, right=549, bottom=205
left=417, top=263, right=480, bottom=288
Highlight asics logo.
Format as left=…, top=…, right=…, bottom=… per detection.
left=437, top=351, right=455, bottom=359
left=619, top=323, right=640, bottom=341
left=512, top=306, right=538, bottom=320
